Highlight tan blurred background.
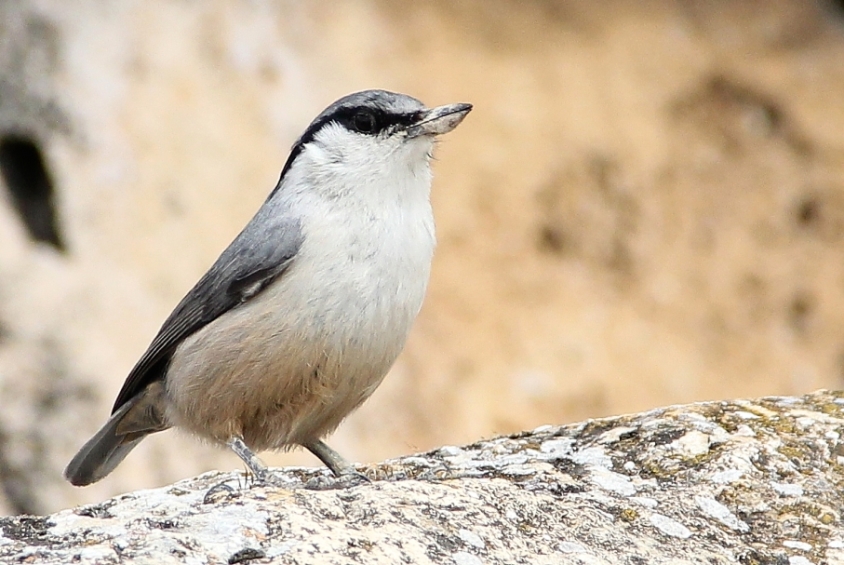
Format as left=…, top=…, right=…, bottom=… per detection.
left=1, top=0, right=844, bottom=514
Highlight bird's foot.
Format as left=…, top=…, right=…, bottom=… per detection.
left=226, top=436, right=290, bottom=487
left=305, top=468, right=371, bottom=490
left=247, top=466, right=295, bottom=488
left=203, top=466, right=298, bottom=503
left=203, top=480, right=239, bottom=504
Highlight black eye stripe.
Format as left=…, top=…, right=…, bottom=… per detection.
left=337, top=107, right=420, bottom=135
left=296, top=106, right=422, bottom=141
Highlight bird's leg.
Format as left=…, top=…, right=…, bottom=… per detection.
left=304, top=439, right=354, bottom=476
left=304, top=439, right=370, bottom=486
left=204, top=436, right=271, bottom=502
left=228, top=436, right=271, bottom=483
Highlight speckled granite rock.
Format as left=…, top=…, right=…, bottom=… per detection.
left=3, top=390, right=844, bottom=564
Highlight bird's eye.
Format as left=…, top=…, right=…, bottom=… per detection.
left=352, top=110, right=378, bottom=134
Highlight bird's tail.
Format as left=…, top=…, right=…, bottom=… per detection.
left=64, top=384, right=169, bottom=486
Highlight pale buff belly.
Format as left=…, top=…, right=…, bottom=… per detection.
left=162, top=267, right=422, bottom=451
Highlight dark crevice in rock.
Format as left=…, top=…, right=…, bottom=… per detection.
left=0, top=135, right=64, bottom=251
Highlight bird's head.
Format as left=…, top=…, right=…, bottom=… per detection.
left=276, top=90, right=472, bottom=202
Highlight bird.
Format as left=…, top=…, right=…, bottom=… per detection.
left=64, top=89, right=472, bottom=486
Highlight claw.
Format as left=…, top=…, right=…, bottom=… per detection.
left=203, top=481, right=237, bottom=504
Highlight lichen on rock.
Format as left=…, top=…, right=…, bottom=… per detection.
left=1, top=391, right=843, bottom=564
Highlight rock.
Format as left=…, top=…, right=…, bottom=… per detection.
left=2, top=390, right=843, bottom=564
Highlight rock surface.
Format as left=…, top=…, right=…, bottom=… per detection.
left=3, top=390, right=844, bottom=564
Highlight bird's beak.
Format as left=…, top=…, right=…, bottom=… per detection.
left=406, top=102, right=473, bottom=138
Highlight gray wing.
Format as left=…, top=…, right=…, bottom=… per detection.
left=111, top=214, right=304, bottom=413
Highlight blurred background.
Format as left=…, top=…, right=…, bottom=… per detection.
left=1, top=0, right=844, bottom=514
